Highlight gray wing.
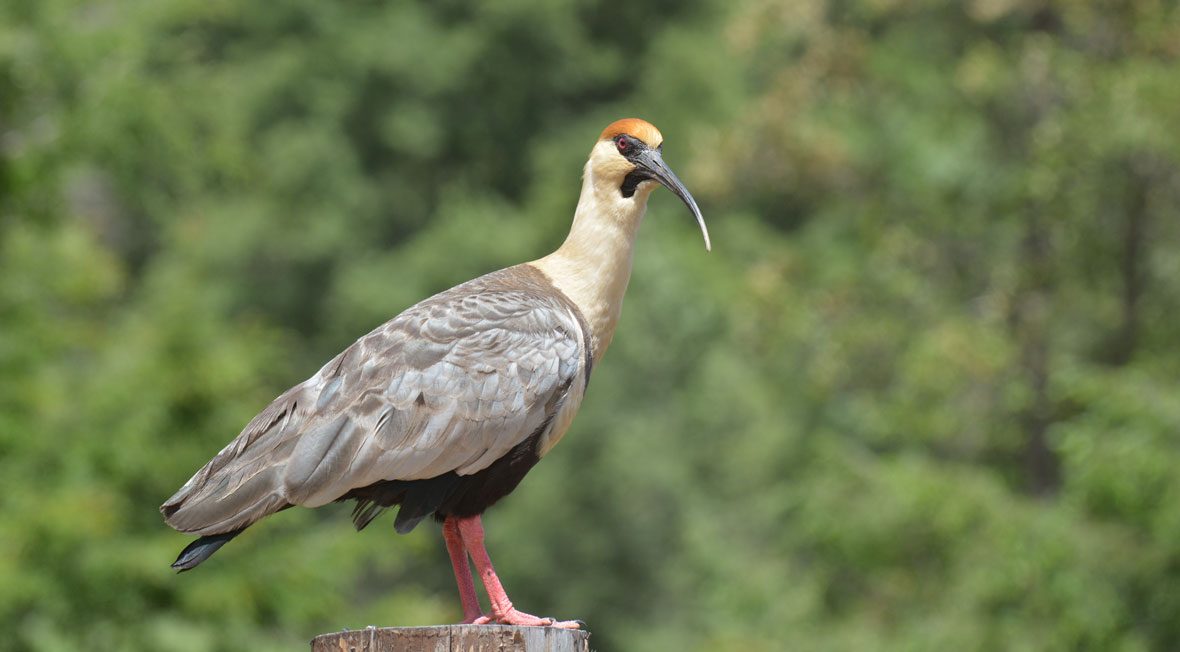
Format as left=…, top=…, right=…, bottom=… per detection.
left=161, top=270, right=587, bottom=536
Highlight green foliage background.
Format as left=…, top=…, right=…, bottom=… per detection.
left=2, top=0, right=1179, bottom=650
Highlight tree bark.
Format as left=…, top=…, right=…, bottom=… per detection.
left=1108, top=155, right=1151, bottom=366
left=1015, top=211, right=1060, bottom=495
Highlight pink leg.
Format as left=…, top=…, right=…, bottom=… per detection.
left=442, top=518, right=483, bottom=623
left=454, top=515, right=580, bottom=629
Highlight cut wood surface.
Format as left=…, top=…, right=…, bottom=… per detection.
left=310, top=625, right=591, bottom=652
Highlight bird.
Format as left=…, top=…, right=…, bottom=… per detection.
left=160, top=118, right=710, bottom=628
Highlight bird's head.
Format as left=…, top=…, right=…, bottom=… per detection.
left=588, top=118, right=710, bottom=251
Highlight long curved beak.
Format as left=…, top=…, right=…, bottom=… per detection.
left=634, top=149, right=711, bottom=252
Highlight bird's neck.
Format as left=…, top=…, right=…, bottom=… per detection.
left=530, top=162, right=650, bottom=363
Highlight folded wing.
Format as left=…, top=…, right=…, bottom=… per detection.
left=160, top=266, right=587, bottom=537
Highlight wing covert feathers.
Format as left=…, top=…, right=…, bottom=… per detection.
left=160, top=264, right=590, bottom=537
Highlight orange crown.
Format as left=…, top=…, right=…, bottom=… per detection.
left=599, top=118, right=664, bottom=148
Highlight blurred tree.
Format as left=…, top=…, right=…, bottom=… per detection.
left=1, top=0, right=1178, bottom=650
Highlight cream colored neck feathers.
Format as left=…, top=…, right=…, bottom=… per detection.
left=530, top=140, right=656, bottom=362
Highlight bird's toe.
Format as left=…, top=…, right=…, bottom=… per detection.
left=483, top=608, right=581, bottom=628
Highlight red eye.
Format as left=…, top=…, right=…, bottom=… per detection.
left=615, top=136, right=630, bottom=153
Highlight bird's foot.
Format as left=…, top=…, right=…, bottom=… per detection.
left=471, top=609, right=581, bottom=629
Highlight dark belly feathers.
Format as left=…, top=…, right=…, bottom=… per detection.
left=343, top=428, right=546, bottom=534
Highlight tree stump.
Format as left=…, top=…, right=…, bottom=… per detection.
left=310, top=625, right=590, bottom=652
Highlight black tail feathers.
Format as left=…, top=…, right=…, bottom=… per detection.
left=171, top=529, right=244, bottom=572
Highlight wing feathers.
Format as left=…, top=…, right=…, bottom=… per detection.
left=161, top=265, right=588, bottom=536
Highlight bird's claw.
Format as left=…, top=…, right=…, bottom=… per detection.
left=469, top=609, right=581, bottom=629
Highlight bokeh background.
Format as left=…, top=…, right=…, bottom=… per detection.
left=3, top=1, right=1180, bottom=650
